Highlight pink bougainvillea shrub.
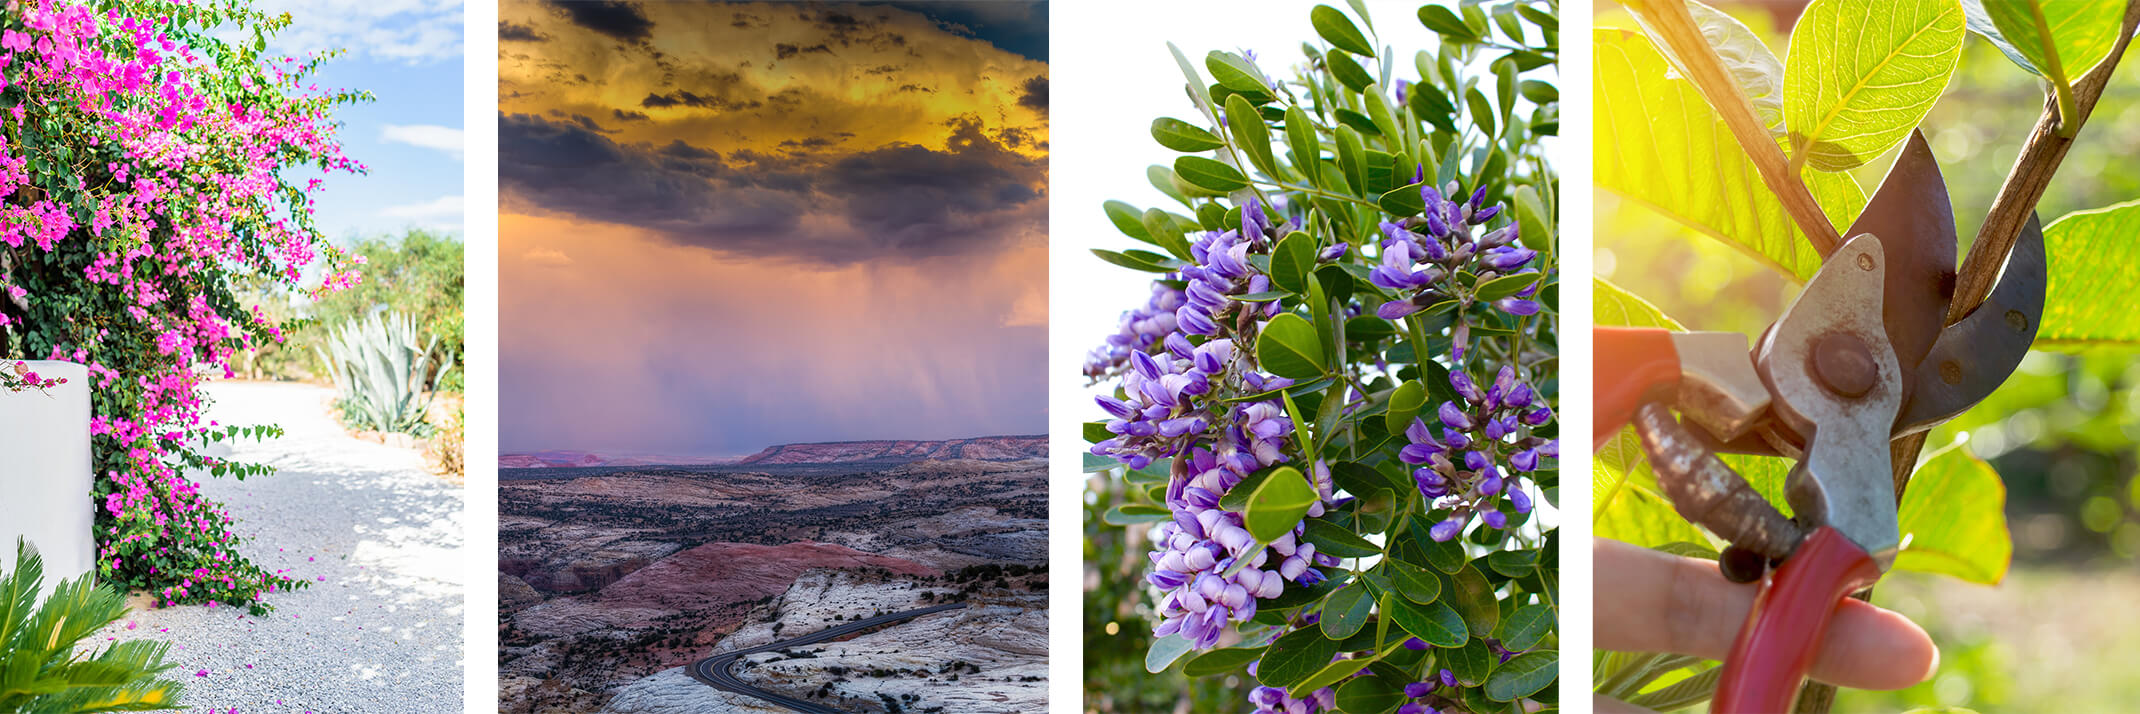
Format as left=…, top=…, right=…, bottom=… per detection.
left=1, top=0, right=366, bottom=612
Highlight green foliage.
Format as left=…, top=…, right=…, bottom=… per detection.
left=2038, top=200, right=2140, bottom=346
left=1783, top=0, right=1967, bottom=172
left=1595, top=24, right=1862, bottom=282
left=316, top=311, right=448, bottom=436
left=0, top=540, right=184, bottom=713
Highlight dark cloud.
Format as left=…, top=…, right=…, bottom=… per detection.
left=863, top=64, right=901, bottom=75
left=549, top=111, right=613, bottom=133
left=775, top=43, right=834, bottom=60
left=612, top=109, right=651, bottom=122
left=641, top=90, right=760, bottom=112
left=778, top=133, right=854, bottom=151
left=498, top=113, right=1044, bottom=264
left=499, top=21, right=547, bottom=42
left=895, top=83, right=934, bottom=94
left=884, top=1, right=1047, bottom=62
left=1017, top=75, right=1047, bottom=114
left=544, top=0, right=653, bottom=42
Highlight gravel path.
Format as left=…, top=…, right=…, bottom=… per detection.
left=91, top=381, right=465, bottom=713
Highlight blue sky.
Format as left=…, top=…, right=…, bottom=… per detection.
left=256, top=0, right=465, bottom=242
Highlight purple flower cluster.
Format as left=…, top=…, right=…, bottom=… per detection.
left=1394, top=668, right=1460, bottom=714
left=1090, top=336, right=1239, bottom=470
left=1250, top=683, right=1336, bottom=714
left=1401, top=365, right=1558, bottom=541
left=1179, top=199, right=1283, bottom=336
left=1084, top=282, right=1187, bottom=378
left=1147, top=448, right=1338, bottom=649
left=1369, top=180, right=1541, bottom=340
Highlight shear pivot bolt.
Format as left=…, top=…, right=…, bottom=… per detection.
left=1811, top=333, right=1877, bottom=398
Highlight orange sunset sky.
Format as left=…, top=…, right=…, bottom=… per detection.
left=498, top=1, right=1048, bottom=456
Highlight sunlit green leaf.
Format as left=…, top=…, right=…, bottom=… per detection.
left=2038, top=200, right=2140, bottom=347
left=1783, top=0, right=1966, bottom=171
left=1972, top=0, right=2125, bottom=82
left=1894, top=448, right=2012, bottom=584
left=1596, top=28, right=1865, bottom=281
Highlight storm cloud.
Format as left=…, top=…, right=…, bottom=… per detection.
left=544, top=0, right=652, bottom=42
left=498, top=113, right=1043, bottom=264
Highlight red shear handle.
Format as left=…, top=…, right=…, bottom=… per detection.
left=1711, top=526, right=1883, bottom=713
left=1594, top=326, right=1682, bottom=447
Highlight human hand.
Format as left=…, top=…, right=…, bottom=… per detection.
left=1593, top=537, right=1938, bottom=713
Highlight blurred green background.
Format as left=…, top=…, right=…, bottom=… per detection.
left=1596, top=2, right=2140, bottom=711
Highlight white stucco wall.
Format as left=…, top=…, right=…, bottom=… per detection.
left=0, top=360, right=93, bottom=600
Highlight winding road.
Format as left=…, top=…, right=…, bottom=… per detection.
left=689, top=602, right=969, bottom=713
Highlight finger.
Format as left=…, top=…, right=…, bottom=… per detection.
left=1594, top=538, right=1939, bottom=691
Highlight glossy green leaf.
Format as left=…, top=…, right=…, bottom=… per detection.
left=1483, top=650, right=1557, bottom=701
left=1389, top=559, right=1443, bottom=605
left=1388, top=595, right=1467, bottom=647
left=1146, top=634, right=1194, bottom=673
left=1304, top=518, right=1381, bottom=558
left=1183, top=646, right=1267, bottom=677
left=1103, top=200, right=1153, bottom=242
left=1894, top=447, right=2012, bottom=584
left=2038, top=200, right=2140, bottom=347
left=1207, top=50, right=1273, bottom=97
left=1336, top=675, right=1407, bottom=714
left=1258, top=626, right=1343, bottom=688
left=1494, top=603, right=1554, bottom=652
left=1101, top=503, right=1173, bottom=525
left=1419, top=4, right=1478, bottom=40
left=1257, top=313, right=1328, bottom=379
left=1444, top=638, right=1493, bottom=686
left=1385, top=379, right=1427, bottom=434
left=1290, top=655, right=1378, bottom=699
left=1173, top=155, right=1250, bottom=192
left=1245, top=466, right=1318, bottom=543
left=1226, top=94, right=1281, bottom=179
left=1447, top=565, right=1500, bottom=636
left=1327, top=50, right=1377, bottom=94
left=1474, top=272, right=1542, bottom=301
left=1141, top=208, right=1195, bottom=261
left=1151, top=117, right=1225, bottom=152
left=1313, top=5, right=1376, bottom=57
left=1320, top=583, right=1375, bottom=640
left=1513, top=185, right=1549, bottom=253
left=1379, top=182, right=1428, bottom=217
left=1090, top=248, right=1180, bottom=273
left=1974, top=0, right=2125, bottom=82
left=1596, top=28, right=1865, bottom=281
left=1284, top=105, right=1320, bottom=168
left=1783, top=0, right=1965, bottom=171
left=1271, top=231, right=1318, bottom=294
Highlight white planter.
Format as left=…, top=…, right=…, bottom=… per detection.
left=0, top=361, right=92, bottom=599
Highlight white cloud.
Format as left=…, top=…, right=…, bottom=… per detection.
left=382, top=124, right=465, bottom=160
left=252, top=0, right=463, bottom=65
left=523, top=249, right=573, bottom=267
left=381, top=195, right=463, bottom=230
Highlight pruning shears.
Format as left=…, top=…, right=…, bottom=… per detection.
left=1593, top=131, right=2046, bottom=712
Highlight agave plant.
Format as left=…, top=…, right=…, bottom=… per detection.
left=315, top=310, right=450, bottom=436
left=0, top=539, right=185, bottom=712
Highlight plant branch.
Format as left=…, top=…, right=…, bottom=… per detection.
left=1621, top=0, right=1842, bottom=255
left=1949, top=0, right=2140, bottom=326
